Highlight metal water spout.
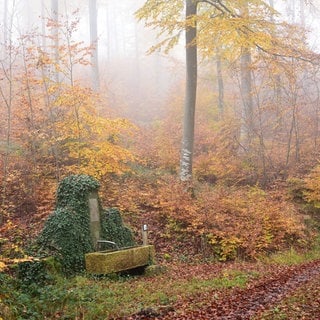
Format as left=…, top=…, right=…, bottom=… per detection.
left=97, top=240, right=119, bottom=251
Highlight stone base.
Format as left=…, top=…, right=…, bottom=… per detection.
left=85, top=245, right=155, bottom=274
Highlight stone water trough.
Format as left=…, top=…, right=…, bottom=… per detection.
left=85, top=192, right=155, bottom=275
left=85, top=245, right=155, bottom=275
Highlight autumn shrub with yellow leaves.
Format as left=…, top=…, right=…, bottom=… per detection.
left=303, top=165, right=320, bottom=210
left=115, top=175, right=307, bottom=261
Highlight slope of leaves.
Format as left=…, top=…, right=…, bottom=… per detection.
left=103, top=171, right=311, bottom=263
left=124, top=259, right=320, bottom=320
left=257, top=272, right=320, bottom=319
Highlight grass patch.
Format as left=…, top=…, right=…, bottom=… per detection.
left=259, top=235, right=320, bottom=266
left=0, top=266, right=259, bottom=319
left=180, top=269, right=258, bottom=293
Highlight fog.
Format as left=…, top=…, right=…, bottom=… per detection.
left=1, top=0, right=320, bottom=124
left=0, top=0, right=184, bottom=124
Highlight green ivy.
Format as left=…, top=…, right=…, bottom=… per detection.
left=56, top=174, right=100, bottom=208
left=38, top=207, right=94, bottom=275
left=37, top=175, right=100, bottom=276
left=18, top=260, right=53, bottom=288
left=100, top=208, right=135, bottom=248
left=37, top=174, right=135, bottom=276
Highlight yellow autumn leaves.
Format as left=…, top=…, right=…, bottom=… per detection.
left=41, top=83, right=136, bottom=179
left=136, top=0, right=309, bottom=62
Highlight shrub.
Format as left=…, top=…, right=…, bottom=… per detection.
left=143, top=177, right=308, bottom=260
left=303, top=165, right=320, bottom=211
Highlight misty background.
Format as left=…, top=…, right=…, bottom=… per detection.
left=0, top=0, right=185, bottom=124
left=2, top=0, right=320, bottom=126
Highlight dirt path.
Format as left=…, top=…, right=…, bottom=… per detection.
left=125, top=260, right=320, bottom=319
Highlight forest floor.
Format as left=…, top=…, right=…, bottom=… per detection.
left=1, top=233, right=320, bottom=319
left=121, top=259, right=320, bottom=320
left=1, top=178, right=320, bottom=319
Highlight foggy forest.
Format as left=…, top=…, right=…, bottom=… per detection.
left=1, top=1, right=320, bottom=319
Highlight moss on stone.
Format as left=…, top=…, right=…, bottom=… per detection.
left=85, top=245, right=155, bottom=274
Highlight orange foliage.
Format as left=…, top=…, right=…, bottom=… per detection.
left=101, top=172, right=307, bottom=261
left=1, top=7, right=317, bottom=265
left=303, top=165, right=320, bottom=209
left=0, top=13, right=135, bottom=230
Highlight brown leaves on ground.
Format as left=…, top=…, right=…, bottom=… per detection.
left=122, top=260, right=320, bottom=320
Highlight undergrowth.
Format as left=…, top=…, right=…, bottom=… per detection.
left=1, top=230, right=319, bottom=319
left=260, top=235, right=320, bottom=265
left=0, top=266, right=259, bottom=320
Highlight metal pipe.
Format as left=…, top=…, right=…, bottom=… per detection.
left=97, top=240, right=119, bottom=251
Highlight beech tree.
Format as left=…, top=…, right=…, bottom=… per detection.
left=180, top=0, right=198, bottom=181
left=239, top=1, right=254, bottom=151
left=2, top=0, right=8, bottom=57
left=137, top=0, right=318, bottom=181
left=137, top=0, right=279, bottom=180
left=216, top=49, right=224, bottom=117
left=51, top=0, right=59, bottom=83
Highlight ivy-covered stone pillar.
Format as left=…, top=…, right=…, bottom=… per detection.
left=37, top=174, right=135, bottom=276
left=37, top=175, right=101, bottom=275
left=88, top=191, right=101, bottom=250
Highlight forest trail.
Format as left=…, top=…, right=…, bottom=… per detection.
left=125, top=260, right=320, bottom=320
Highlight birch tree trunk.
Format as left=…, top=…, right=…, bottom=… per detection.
left=89, top=0, right=100, bottom=91
left=180, top=0, right=197, bottom=181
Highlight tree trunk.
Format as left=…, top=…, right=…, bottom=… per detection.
left=0, top=1, right=14, bottom=225
left=287, top=0, right=296, bottom=23
left=2, top=0, right=8, bottom=59
left=89, top=0, right=100, bottom=91
left=299, top=0, right=305, bottom=26
left=240, top=46, right=253, bottom=150
left=51, top=0, right=59, bottom=83
left=180, top=0, right=197, bottom=181
left=216, top=49, right=224, bottom=118
left=41, top=0, right=46, bottom=49
left=239, top=2, right=253, bottom=151
left=269, top=0, right=282, bottom=133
